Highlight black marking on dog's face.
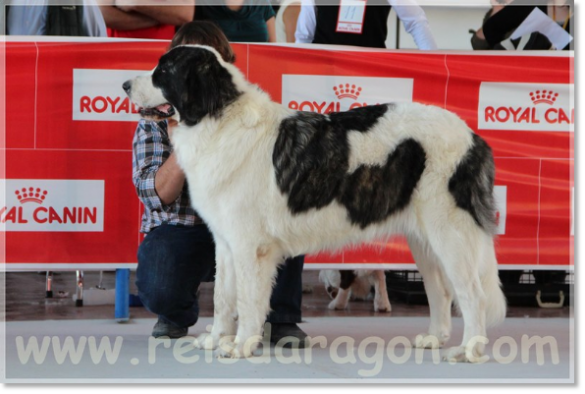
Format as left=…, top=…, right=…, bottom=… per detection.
left=152, top=46, right=241, bottom=126
left=274, top=104, right=426, bottom=228
left=449, top=133, right=497, bottom=233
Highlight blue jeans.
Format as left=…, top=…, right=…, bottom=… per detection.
left=136, top=223, right=304, bottom=328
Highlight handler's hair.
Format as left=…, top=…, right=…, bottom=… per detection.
left=170, top=21, right=236, bottom=64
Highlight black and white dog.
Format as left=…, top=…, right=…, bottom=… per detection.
left=124, top=45, right=506, bottom=362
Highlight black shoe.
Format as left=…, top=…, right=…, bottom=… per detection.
left=268, top=323, right=309, bottom=349
left=151, top=318, right=188, bottom=338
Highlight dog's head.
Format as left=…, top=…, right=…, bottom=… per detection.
left=123, top=45, right=241, bottom=126
left=318, top=270, right=341, bottom=299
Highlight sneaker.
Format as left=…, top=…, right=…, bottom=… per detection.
left=269, top=323, right=309, bottom=349
left=151, top=317, right=188, bottom=338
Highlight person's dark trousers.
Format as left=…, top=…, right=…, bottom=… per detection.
left=136, top=223, right=304, bottom=329
left=266, top=255, right=304, bottom=324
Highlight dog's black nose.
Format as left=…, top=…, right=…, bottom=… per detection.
left=122, top=80, right=132, bottom=93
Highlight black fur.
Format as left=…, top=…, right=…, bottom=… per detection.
left=273, top=104, right=427, bottom=229
left=339, top=139, right=426, bottom=228
left=339, top=270, right=357, bottom=290
left=152, top=46, right=241, bottom=126
left=448, top=133, right=497, bottom=233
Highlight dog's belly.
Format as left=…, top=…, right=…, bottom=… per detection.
left=263, top=194, right=418, bottom=258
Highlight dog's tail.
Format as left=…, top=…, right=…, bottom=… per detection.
left=449, top=133, right=498, bottom=236
left=481, top=239, right=507, bottom=327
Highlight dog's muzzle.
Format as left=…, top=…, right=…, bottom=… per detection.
left=122, top=80, right=132, bottom=94
left=122, top=79, right=176, bottom=119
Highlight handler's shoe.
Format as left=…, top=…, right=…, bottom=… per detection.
left=269, top=323, right=309, bottom=349
left=151, top=317, right=188, bottom=338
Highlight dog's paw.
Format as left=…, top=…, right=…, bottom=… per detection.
left=193, top=333, right=220, bottom=350
left=412, top=333, right=444, bottom=349
left=215, top=336, right=261, bottom=359
left=374, top=298, right=392, bottom=312
left=442, top=345, right=487, bottom=364
left=328, top=299, right=348, bottom=310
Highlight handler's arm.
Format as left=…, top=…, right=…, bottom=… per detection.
left=132, top=121, right=185, bottom=209
left=154, top=153, right=186, bottom=206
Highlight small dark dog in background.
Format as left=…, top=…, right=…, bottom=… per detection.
left=319, top=270, right=391, bottom=312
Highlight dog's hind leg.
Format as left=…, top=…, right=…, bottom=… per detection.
left=407, top=236, right=452, bottom=349
left=481, top=235, right=507, bottom=328
left=216, top=242, right=282, bottom=358
left=194, top=237, right=237, bottom=351
left=372, top=270, right=392, bottom=312
left=425, top=223, right=489, bottom=363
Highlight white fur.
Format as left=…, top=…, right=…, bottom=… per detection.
left=128, top=46, right=506, bottom=362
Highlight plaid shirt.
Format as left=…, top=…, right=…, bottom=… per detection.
left=132, top=119, right=202, bottom=233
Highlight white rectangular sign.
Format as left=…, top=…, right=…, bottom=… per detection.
left=282, top=75, right=413, bottom=114
left=73, top=69, right=150, bottom=122
left=478, top=82, right=574, bottom=132
left=0, top=179, right=105, bottom=232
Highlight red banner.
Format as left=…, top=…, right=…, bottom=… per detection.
left=1, top=38, right=574, bottom=271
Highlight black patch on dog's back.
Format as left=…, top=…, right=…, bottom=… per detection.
left=273, top=104, right=427, bottom=229
left=152, top=46, right=241, bottom=126
left=449, top=133, right=497, bottom=233
left=339, top=139, right=426, bottom=228
left=328, top=104, right=390, bottom=132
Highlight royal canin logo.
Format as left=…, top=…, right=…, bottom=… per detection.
left=333, top=84, right=362, bottom=100
left=0, top=180, right=104, bottom=232
left=479, top=83, right=574, bottom=132
left=485, top=90, right=572, bottom=125
left=79, top=95, right=140, bottom=116
left=288, top=81, right=374, bottom=113
left=73, top=69, right=147, bottom=122
left=530, top=90, right=558, bottom=105
left=282, top=75, right=413, bottom=114
left=15, top=187, right=48, bottom=204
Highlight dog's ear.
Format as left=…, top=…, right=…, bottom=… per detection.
left=177, top=48, right=241, bottom=126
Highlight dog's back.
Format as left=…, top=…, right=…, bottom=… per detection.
left=253, top=101, right=493, bottom=259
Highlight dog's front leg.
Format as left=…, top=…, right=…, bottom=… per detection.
left=216, top=243, right=280, bottom=358
left=328, top=288, right=351, bottom=310
left=194, top=238, right=237, bottom=350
